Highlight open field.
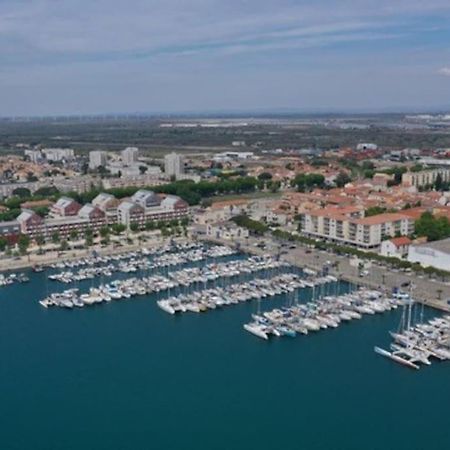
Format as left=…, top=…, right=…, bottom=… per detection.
left=1, top=114, right=450, bottom=155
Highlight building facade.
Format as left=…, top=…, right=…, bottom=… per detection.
left=402, top=168, right=450, bottom=188
left=89, top=151, right=108, bottom=169
left=164, top=152, right=184, bottom=179
left=301, top=209, right=414, bottom=249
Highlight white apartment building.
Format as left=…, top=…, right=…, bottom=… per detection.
left=301, top=209, right=414, bottom=249
left=42, top=148, right=75, bottom=161
left=164, top=152, right=184, bottom=179
left=402, top=168, right=450, bottom=188
left=121, top=147, right=139, bottom=166
left=89, top=150, right=108, bottom=169
left=24, top=149, right=44, bottom=163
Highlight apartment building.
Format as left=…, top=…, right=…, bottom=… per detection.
left=89, top=151, right=108, bottom=169
left=301, top=207, right=414, bottom=249
left=164, top=152, right=184, bottom=179
left=3, top=190, right=189, bottom=240
left=402, top=168, right=450, bottom=188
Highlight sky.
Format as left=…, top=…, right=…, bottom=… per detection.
left=1, top=0, right=450, bottom=116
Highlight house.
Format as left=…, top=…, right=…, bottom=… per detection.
left=380, top=236, right=412, bottom=258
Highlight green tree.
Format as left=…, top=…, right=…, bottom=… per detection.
left=111, top=223, right=126, bottom=235
left=51, top=231, right=60, bottom=244
left=12, top=187, right=31, bottom=198
left=59, top=240, right=69, bottom=251
left=335, top=171, right=352, bottom=188
left=0, top=237, right=8, bottom=252
left=69, top=230, right=78, bottom=241
left=18, top=234, right=30, bottom=255
left=258, top=172, right=273, bottom=181
left=99, top=226, right=110, bottom=238
left=130, top=223, right=140, bottom=232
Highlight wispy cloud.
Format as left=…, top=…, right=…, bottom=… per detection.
left=438, top=67, right=450, bottom=76
left=1, top=1, right=450, bottom=115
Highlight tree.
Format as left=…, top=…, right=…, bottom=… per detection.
left=415, top=212, right=450, bottom=241
left=51, top=231, right=60, bottom=244
left=231, top=215, right=268, bottom=235
left=85, top=235, right=93, bottom=247
left=335, top=171, right=351, bottom=188
left=139, top=165, right=148, bottom=174
left=99, top=226, right=110, bottom=238
left=18, top=234, right=30, bottom=255
left=0, top=237, right=8, bottom=252
left=111, top=223, right=126, bottom=235
left=435, top=173, right=443, bottom=191
left=130, top=223, right=139, bottom=232
left=69, top=230, right=78, bottom=241
left=35, top=234, right=45, bottom=246
left=34, top=186, right=60, bottom=197
left=365, top=206, right=386, bottom=217
left=12, top=187, right=31, bottom=198
left=258, top=172, right=273, bottom=181
left=59, top=240, right=69, bottom=251
left=292, top=173, right=325, bottom=192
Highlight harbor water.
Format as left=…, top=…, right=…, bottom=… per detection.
left=1, top=261, right=449, bottom=450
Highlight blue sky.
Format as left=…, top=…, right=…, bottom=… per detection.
left=1, top=0, right=450, bottom=116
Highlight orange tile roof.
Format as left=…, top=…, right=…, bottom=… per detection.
left=389, top=236, right=412, bottom=247
left=354, top=213, right=410, bottom=226
left=211, top=199, right=249, bottom=209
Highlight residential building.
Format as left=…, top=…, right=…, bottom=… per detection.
left=121, top=147, right=139, bottom=166
left=50, top=197, right=82, bottom=218
left=402, top=168, right=450, bottom=188
left=408, top=238, right=450, bottom=271
left=164, top=152, right=184, bottom=179
left=356, top=143, right=378, bottom=151
left=0, top=220, right=20, bottom=238
left=117, top=201, right=145, bottom=227
left=77, top=204, right=107, bottom=229
left=380, top=236, right=412, bottom=258
left=301, top=208, right=414, bottom=249
left=89, top=151, right=108, bottom=169
left=206, top=222, right=249, bottom=240
left=131, top=190, right=160, bottom=208
left=42, top=148, right=75, bottom=162
left=24, top=149, right=44, bottom=164
left=16, top=210, right=45, bottom=237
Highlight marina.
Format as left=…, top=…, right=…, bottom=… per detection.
left=375, top=298, right=450, bottom=369
left=0, top=272, right=30, bottom=287
left=243, top=288, right=403, bottom=340
left=1, top=243, right=450, bottom=450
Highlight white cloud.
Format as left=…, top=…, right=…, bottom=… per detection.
left=438, top=67, right=450, bottom=76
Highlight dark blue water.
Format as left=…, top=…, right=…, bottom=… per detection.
left=1, top=268, right=449, bottom=450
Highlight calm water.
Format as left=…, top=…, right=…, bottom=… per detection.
left=0, top=263, right=449, bottom=450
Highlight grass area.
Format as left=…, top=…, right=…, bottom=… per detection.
left=209, top=191, right=282, bottom=203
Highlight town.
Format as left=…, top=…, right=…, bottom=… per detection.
left=0, top=119, right=449, bottom=299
